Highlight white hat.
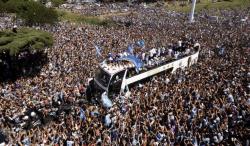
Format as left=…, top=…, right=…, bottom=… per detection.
left=213, top=136, right=218, bottom=143
left=31, top=112, right=36, bottom=117
left=23, top=116, right=29, bottom=120
left=178, top=41, right=182, bottom=46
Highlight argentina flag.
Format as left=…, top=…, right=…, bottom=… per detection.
left=118, top=55, right=143, bottom=73
left=127, top=44, right=134, bottom=55
left=136, top=40, right=145, bottom=48
left=80, top=108, right=86, bottom=121
left=219, top=47, right=225, bottom=55
left=94, top=45, right=102, bottom=57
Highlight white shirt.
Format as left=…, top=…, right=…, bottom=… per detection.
left=67, top=141, right=74, bottom=146
left=150, top=48, right=156, bottom=57
left=174, top=52, right=179, bottom=59
left=142, top=53, right=145, bottom=60
left=157, top=48, right=161, bottom=56
left=168, top=49, right=172, bottom=56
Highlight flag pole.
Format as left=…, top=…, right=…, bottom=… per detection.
left=189, top=0, right=197, bottom=22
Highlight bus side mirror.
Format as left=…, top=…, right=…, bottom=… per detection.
left=87, top=78, right=94, bottom=85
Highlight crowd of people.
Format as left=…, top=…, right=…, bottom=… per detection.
left=0, top=3, right=249, bottom=146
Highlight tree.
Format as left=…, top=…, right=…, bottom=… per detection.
left=0, top=28, right=53, bottom=81
left=16, top=1, right=58, bottom=25
left=1, top=0, right=59, bottom=25
left=0, top=0, right=7, bottom=14
left=0, top=28, right=53, bottom=55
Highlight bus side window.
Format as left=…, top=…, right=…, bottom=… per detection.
left=114, top=74, right=121, bottom=83
left=115, top=71, right=124, bottom=82
left=126, top=68, right=137, bottom=78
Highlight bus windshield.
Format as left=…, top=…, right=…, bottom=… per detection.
left=95, top=68, right=111, bottom=87
left=108, top=70, right=125, bottom=94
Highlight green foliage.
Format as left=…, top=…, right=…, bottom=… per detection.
left=58, top=10, right=116, bottom=26
left=0, top=1, right=4, bottom=13
left=51, top=0, right=66, bottom=7
left=167, top=0, right=250, bottom=12
left=0, top=28, right=53, bottom=56
left=0, top=37, right=13, bottom=45
left=18, top=1, right=58, bottom=25
left=1, top=0, right=58, bottom=25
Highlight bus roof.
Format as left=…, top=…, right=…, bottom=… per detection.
left=99, top=42, right=200, bottom=75
left=100, top=60, right=135, bottom=75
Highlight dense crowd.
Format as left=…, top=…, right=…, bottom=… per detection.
left=61, top=2, right=130, bottom=16
left=0, top=3, right=250, bottom=146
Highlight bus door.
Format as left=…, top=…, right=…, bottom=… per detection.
left=188, top=57, right=191, bottom=67
left=108, top=70, right=125, bottom=96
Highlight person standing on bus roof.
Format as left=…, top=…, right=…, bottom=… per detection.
left=185, top=48, right=191, bottom=55
left=174, top=52, right=179, bottom=59
left=168, top=48, right=173, bottom=57
left=141, top=52, right=146, bottom=61
left=157, top=48, right=161, bottom=57
left=149, top=48, right=157, bottom=59
left=107, top=53, right=114, bottom=63
left=145, top=53, right=149, bottom=66
left=161, top=47, right=165, bottom=55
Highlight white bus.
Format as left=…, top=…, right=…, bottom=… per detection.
left=86, top=43, right=200, bottom=99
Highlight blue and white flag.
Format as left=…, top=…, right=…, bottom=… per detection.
left=95, top=45, right=102, bottom=57
left=156, top=133, right=164, bottom=141
left=101, top=92, right=113, bottom=108
left=136, top=40, right=145, bottom=48
left=118, top=55, right=143, bottom=73
left=219, top=47, right=225, bottom=55
left=80, top=108, right=86, bottom=121
left=104, top=114, right=112, bottom=127
left=127, top=44, right=134, bottom=55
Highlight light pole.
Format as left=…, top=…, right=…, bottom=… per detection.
left=189, top=0, right=197, bottom=22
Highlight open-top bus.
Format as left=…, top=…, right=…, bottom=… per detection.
left=86, top=42, right=200, bottom=99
